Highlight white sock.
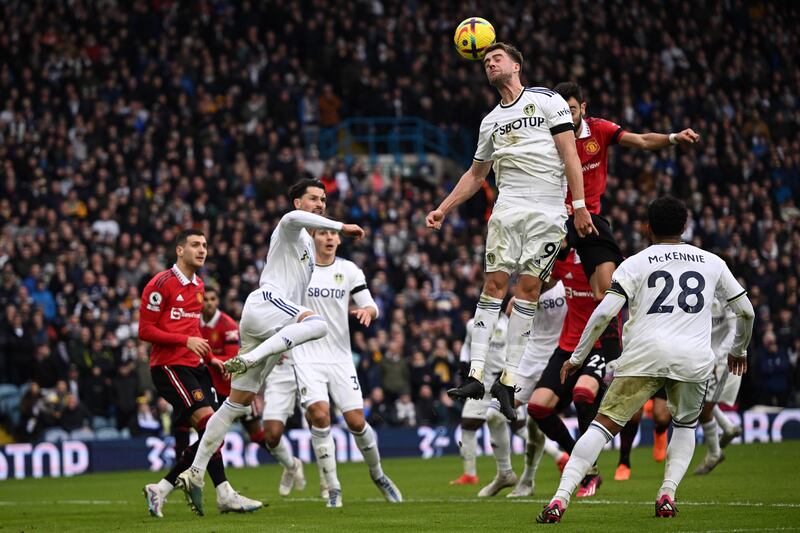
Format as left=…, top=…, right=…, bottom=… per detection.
left=268, top=437, right=296, bottom=470
left=190, top=400, right=249, bottom=476
left=215, top=480, right=233, bottom=498
left=460, top=428, right=478, bottom=476
left=240, top=316, right=327, bottom=366
left=157, top=478, right=174, bottom=494
left=554, top=422, right=613, bottom=506
left=520, top=417, right=546, bottom=484
left=468, top=294, right=503, bottom=380
left=702, top=420, right=721, bottom=458
left=352, top=424, right=383, bottom=479
left=487, top=408, right=511, bottom=473
left=660, top=425, right=696, bottom=500
left=544, top=440, right=562, bottom=461
left=712, top=405, right=735, bottom=433
left=311, top=426, right=340, bottom=490
left=501, top=299, right=538, bottom=386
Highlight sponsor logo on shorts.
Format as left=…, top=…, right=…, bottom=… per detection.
left=474, top=321, right=486, bottom=329
left=192, top=389, right=204, bottom=401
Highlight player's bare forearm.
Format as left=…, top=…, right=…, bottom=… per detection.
left=438, top=164, right=488, bottom=215
left=553, top=130, right=585, bottom=201
left=569, top=294, right=626, bottom=366
left=619, top=129, right=700, bottom=151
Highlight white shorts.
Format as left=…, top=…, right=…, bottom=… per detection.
left=485, top=201, right=567, bottom=278
left=600, top=376, right=708, bottom=427
left=262, top=361, right=298, bottom=423
left=515, top=359, right=548, bottom=405
left=232, top=288, right=312, bottom=394
left=294, top=361, right=364, bottom=413
left=707, top=362, right=742, bottom=406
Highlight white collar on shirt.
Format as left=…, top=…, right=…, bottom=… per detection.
left=171, top=264, right=199, bottom=286
left=578, top=119, right=591, bottom=139
left=201, top=309, right=221, bottom=329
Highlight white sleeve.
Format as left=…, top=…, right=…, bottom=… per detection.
left=715, top=262, right=747, bottom=305
left=569, top=293, right=626, bottom=366
left=460, top=320, right=474, bottom=363
left=542, top=93, right=574, bottom=135
left=348, top=263, right=378, bottom=317
left=279, top=210, right=344, bottom=237
left=607, top=257, right=638, bottom=303
left=473, top=119, right=494, bottom=162
left=727, top=295, right=755, bottom=359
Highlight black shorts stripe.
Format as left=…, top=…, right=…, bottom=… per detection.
left=550, top=122, right=574, bottom=136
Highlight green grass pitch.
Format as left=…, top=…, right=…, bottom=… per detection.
left=2, top=441, right=799, bottom=532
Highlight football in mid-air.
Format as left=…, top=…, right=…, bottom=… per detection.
left=454, top=17, right=496, bottom=60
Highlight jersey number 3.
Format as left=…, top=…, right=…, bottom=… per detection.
left=646, top=270, right=705, bottom=314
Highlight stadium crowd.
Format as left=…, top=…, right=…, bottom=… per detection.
left=0, top=0, right=798, bottom=442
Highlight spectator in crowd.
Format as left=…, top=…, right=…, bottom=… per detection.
left=0, top=0, right=798, bottom=442
left=60, top=393, right=92, bottom=432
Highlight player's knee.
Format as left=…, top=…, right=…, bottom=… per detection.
left=307, top=403, right=331, bottom=428
left=344, top=410, right=366, bottom=433
left=482, top=275, right=508, bottom=298
left=486, top=406, right=505, bottom=427
left=300, top=314, right=328, bottom=339
left=572, top=386, right=596, bottom=406
left=528, top=402, right=554, bottom=420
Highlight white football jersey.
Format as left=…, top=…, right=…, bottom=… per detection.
left=520, top=281, right=568, bottom=365
left=291, top=257, right=375, bottom=365
left=474, top=87, right=574, bottom=206
left=259, top=210, right=343, bottom=303
left=461, top=314, right=509, bottom=379
left=608, top=243, right=746, bottom=382
left=710, top=298, right=736, bottom=364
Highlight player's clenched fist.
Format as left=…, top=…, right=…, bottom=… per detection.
left=186, top=336, right=211, bottom=356
left=674, top=128, right=700, bottom=144
left=341, top=224, right=365, bottom=240
left=426, top=209, right=445, bottom=230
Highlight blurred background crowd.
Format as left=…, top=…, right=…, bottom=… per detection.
left=0, top=0, right=798, bottom=443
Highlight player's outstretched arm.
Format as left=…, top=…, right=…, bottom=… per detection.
left=425, top=160, right=492, bottom=230
left=618, top=128, right=700, bottom=150
left=553, top=130, right=597, bottom=237
left=561, top=293, right=626, bottom=383
left=726, top=294, right=755, bottom=376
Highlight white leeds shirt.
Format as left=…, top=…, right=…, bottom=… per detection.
left=519, top=280, right=568, bottom=368
left=474, top=87, right=574, bottom=206
left=258, top=210, right=343, bottom=303
left=710, top=298, right=737, bottom=364
left=607, top=243, right=747, bottom=382
left=291, top=257, right=377, bottom=365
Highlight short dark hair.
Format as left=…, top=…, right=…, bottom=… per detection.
left=484, top=42, right=523, bottom=66
left=288, top=178, right=326, bottom=203
left=176, top=228, right=205, bottom=246
left=648, top=196, right=688, bottom=238
left=554, top=81, right=585, bottom=104
left=204, top=286, right=218, bottom=297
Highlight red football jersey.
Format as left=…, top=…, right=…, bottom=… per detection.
left=552, top=251, right=601, bottom=352
left=200, top=310, right=239, bottom=397
left=565, top=117, right=626, bottom=215
left=139, top=265, right=208, bottom=367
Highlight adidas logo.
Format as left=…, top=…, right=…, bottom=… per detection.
left=521, top=330, right=531, bottom=338
left=176, top=294, right=184, bottom=301
left=565, top=272, right=574, bottom=279
left=283, top=337, right=293, bottom=349
left=474, top=321, right=486, bottom=328
left=514, top=385, right=522, bottom=393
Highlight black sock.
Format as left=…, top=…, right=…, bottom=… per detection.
left=534, top=412, right=576, bottom=454
left=165, top=441, right=199, bottom=485
left=655, top=423, right=669, bottom=435
left=619, top=419, right=639, bottom=467
left=207, top=451, right=227, bottom=487
left=574, top=399, right=599, bottom=436
left=174, top=426, right=191, bottom=460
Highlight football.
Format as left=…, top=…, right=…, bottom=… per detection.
left=453, top=17, right=496, bottom=60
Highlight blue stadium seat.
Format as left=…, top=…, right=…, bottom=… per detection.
left=91, top=416, right=114, bottom=430
left=95, top=427, right=122, bottom=440
left=43, top=428, right=69, bottom=442
left=119, top=427, right=132, bottom=439
left=0, top=384, right=18, bottom=399
left=69, top=428, right=96, bottom=441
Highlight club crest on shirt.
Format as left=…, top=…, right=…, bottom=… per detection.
left=334, top=273, right=344, bottom=284
left=191, top=389, right=204, bottom=401
left=585, top=139, right=600, bottom=154
left=523, top=103, right=536, bottom=116
left=300, top=250, right=310, bottom=263
left=196, top=292, right=204, bottom=304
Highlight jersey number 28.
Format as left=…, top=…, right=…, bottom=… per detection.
left=646, top=270, right=705, bottom=314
